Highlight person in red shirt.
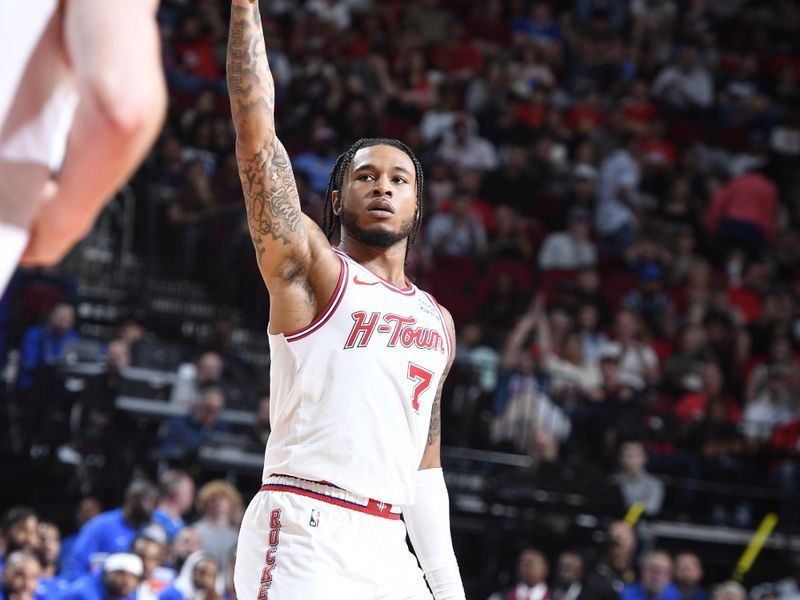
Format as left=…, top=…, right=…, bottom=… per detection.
left=431, top=21, right=484, bottom=78
left=173, top=13, right=225, bottom=83
left=566, top=89, right=607, bottom=135
left=706, top=163, right=779, bottom=257
left=675, top=362, right=741, bottom=424
left=622, top=79, right=659, bottom=135
left=640, top=120, right=677, bottom=170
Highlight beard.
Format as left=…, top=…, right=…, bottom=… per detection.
left=340, top=206, right=414, bottom=249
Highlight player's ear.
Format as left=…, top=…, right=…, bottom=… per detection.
left=332, top=190, right=342, bottom=216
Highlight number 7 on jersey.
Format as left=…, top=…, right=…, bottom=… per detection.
left=407, top=362, right=434, bottom=413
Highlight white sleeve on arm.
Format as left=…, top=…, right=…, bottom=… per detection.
left=403, top=467, right=465, bottom=600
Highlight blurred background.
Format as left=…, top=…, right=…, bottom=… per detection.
left=2, top=0, right=800, bottom=598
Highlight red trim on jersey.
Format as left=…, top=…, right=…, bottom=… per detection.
left=259, top=484, right=401, bottom=520
left=333, top=247, right=416, bottom=296
left=423, top=291, right=454, bottom=362
left=284, top=255, right=349, bottom=342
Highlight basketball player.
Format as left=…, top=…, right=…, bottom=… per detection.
left=0, top=0, right=166, bottom=294
left=227, top=1, right=464, bottom=598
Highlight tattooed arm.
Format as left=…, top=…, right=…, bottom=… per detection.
left=227, top=1, right=339, bottom=333
left=227, top=0, right=312, bottom=282
left=419, top=307, right=456, bottom=470
left=408, top=305, right=466, bottom=599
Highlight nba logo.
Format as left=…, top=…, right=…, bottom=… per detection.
left=309, top=509, right=320, bottom=527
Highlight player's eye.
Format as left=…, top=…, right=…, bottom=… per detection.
left=393, top=176, right=408, bottom=184
left=358, top=174, right=374, bottom=181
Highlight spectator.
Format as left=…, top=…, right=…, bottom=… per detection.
left=581, top=541, right=628, bottom=600
left=73, top=340, right=133, bottom=495
left=662, top=325, right=712, bottom=398
left=1, top=508, right=40, bottom=560
left=191, top=481, right=240, bottom=575
left=533, top=297, right=601, bottom=404
left=481, top=145, right=536, bottom=216
left=487, top=205, right=534, bottom=261
left=706, top=165, right=779, bottom=258
left=551, top=550, right=584, bottom=600
left=131, top=527, right=170, bottom=600
left=595, top=135, right=642, bottom=254
left=741, top=365, right=795, bottom=443
left=674, top=363, right=740, bottom=424
left=623, top=551, right=680, bottom=600
left=768, top=552, right=800, bottom=598
left=222, top=547, right=236, bottom=600
left=622, top=263, right=675, bottom=340
left=164, top=161, right=220, bottom=277
left=431, top=20, right=483, bottom=78
left=292, top=126, right=340, bottom=194
left=62, top=479, right=158, bottom=581
left=613, top=441, right=665, bottom=516
left=437, top=114, right=499, bottom=172
left=673, top=552, right=708, bottom=600
left=18, top=301, right=80, bottom=388
left=0, top=551, right=41, bottom=600
left=60, top=553, right=142, bottom=600
left=511, top=1, right=562, bottom=47
left=488, top=548, right=550, bottom=600
left=424, top=192, right=488, bottom=259
left=153, top=471, right=196, bottom=543
left=167, top=529, right=202, bottom=574
left=652, top=46, right=714, bottom=111
left=537, top=207, right=598, bottom=271
left=59, top=498, right=102, bottom=574
left=605, top=309, right=661, bottom=392
left=403, top=0, right=452, bottom=44
left=160, top=387, right=228, bottom=463
left=35, top=522, right=68, bottom=599
left=159, top=552, right=222, bottom=600
left=591, top=344, right=636, bottom=405
left=708, top=581, right=746, bottom=600
left=305, top=0, right=352, bottom=31
left=745, top=336, right=797, bottom=404
left=491, top=308, right=571, bottom=455
left=607, top=521, right=638, bottom=573
left=249, top=394, right=271, bottom=449
left=577, top=303, right=610, bottom=365
left=158, top=551, right=221, bottom=600
left=170, top=351, right=225, bottom=409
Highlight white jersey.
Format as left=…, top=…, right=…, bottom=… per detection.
left=0, top=0, right=78, bottom=171
left=263, top=248, right=452, bottom=506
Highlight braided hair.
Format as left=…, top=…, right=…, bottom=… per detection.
left=322, top=138, right=425, bottom=258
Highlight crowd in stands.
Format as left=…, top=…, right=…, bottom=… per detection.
left=3, top=494, right=800, bottom=599
left=0, top=475, right=239, bottom=599
left=2, top=0, right=800, bottom=597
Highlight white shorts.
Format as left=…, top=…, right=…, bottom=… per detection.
left=234, top=474, right=432, bottom=600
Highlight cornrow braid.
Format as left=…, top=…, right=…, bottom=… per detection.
left=323, top=138, right=425, bottom=263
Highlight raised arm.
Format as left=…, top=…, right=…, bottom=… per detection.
left=227, top=0, right=309, bottom=283
left=21, top=0, right=166, bottom=265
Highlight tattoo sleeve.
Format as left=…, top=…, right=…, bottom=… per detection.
left=427, top=316, right=455, bottom=449
left=227, top=1, right=305, bottom=271
left=427, top=380, right=443, bottom=446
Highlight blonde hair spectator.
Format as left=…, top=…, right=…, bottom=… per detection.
left=195, top=480, right=242, bottom=519
left=711, top=581, right=747, bottom=600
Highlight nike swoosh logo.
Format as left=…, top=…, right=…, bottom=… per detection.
left=353, top=276, right=379, bottom=286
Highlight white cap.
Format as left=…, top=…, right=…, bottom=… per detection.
left=104, top=553, right=143, bottom=577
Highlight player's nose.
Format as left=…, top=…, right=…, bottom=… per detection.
left=372, top=175, right=392, bottom=197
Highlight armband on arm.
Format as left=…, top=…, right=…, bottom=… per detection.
left=403, top=467, right=465, bottom=600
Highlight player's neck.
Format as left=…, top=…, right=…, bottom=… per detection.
left=338, top=237, right=408, bottom=288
